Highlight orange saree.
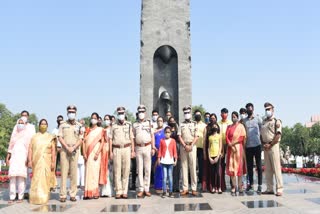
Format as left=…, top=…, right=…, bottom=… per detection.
left=226, top=123, right=247, bottom=176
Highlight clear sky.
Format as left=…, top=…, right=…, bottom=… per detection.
left=0, top=0, right=319, bottom=129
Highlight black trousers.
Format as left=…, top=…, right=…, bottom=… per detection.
left=197, top=148, right=204, bottom=183
left=210, top=156, right=221, bottom=189
left=246, top=145, right=262, bottom=186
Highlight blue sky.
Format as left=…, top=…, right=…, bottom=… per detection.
left=0, top=0, right=319, bottom=129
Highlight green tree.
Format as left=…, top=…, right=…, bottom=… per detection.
left=0, top=103, right=38, bottom=159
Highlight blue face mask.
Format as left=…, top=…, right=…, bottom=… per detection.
left=205, top=118, right=210, bottom=123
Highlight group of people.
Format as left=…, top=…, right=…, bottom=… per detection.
left=5, top=101, right=284, bottom=205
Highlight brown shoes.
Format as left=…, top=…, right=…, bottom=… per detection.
left=180, top=190, right=189, bottom=196
left=191, top=191, right=198, bottom=196
left=144, top=192, right=151, bottom=197
left=137, top=192, right=144, bottom=197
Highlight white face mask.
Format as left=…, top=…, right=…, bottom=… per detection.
left=103, top=120, right=111, bottom=127
left=17, top=124, right=25, bottom=131
left=68, top=113, right=76, bottom=120
left=240, top=114, right=247, bottom=120
left=152, top=115, right=158, bottom=122
left=21, top=116, right=28, bottom=123
left=118, top=114, right=125, bottom=121
left=91, top=119, right=98, bottom=125
left=265, top=110, right=273, bottom=118
left=138, top=113, right=145, bottom=120
left=184, top=113, right=191, bottom=120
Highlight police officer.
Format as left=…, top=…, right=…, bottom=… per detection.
left=260, top=102, right=283, bottom=196
left=110, top=107, right=135, bottom=199
left=58, top=105, right=83, bottom=202
left=133, top=105, right=156, bottom=197
left=178, top=105, right=199, bottom=196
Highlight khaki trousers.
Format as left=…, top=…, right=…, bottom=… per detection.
left=136, top=145, right=152, bottom=192
left=180, top=144, right=197, bottom=191
left=113, top=147, right=131, bottom=195
left=264, top=143, right=283, bottom=193
left=60, top=148, right=79, bottom=198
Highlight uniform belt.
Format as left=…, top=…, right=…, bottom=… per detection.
left=112, top=143, right=131, bottom=149
left=136, top=142, right=151, bottom=147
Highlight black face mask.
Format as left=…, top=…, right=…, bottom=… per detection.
left=169, top=122, right=176, bottom=127
left=195, top=115, right=201, bottom=121
left=247, top=110, right=253, bottom=117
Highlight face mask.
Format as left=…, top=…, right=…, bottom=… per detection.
left=184, top=113, right=191, bottom=120
left=138, top=113, right=145, bottom=120
left=118, top=114, right=125, bottom=121
left=17, top=124, right=25, bottom=131
left=39, top=125, right=47, bottom=133
left=21, top=116, right=28, bottom=123
left=247, top=110, right=253, bottom=117
left=232, top=118, right=238, bottom=123
left=221, top=114, right=228, bottom=120
left=68, top=113, right=76, bottom=120
left=240, top=114, right=247, bottom=120
left=212, top=127, right=218, bottom=133
left=205, top=117, right=210, bottom=123
left=103, top=120, right=111, bottom=127
left=169, top=122, right=176, bottom=127
left=152, top=115, right=158, bottom=122
left=91, top=119, right=98, bottom=125
left=195, top=114, right=201, bottom=122
left=265, top=110, right=273, bottom=118
left=210, top=119, right=216, bottom=124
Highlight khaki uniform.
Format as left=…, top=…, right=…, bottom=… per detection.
left=111, top=121, right=133, bottom=195
left=178, top=120, right=198, bottom=191
left=133, top=120, right=153, bottom=192
left=261, top=117, right=283, bottom=193
left=58, top=120, right=83, bottom=199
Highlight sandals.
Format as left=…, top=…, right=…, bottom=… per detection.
left=275, top=192, right=283, bottom=197
left=16, top=199, right=23, bottom=203
left=70, top=197, right=77, bottom=202
left=60, top=198, right=66, bottom=203
left=8, top=200, right=14, bottom=204
left=231, top=189, right=236, bottom=196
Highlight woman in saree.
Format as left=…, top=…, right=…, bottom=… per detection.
left=153, top=116, right=165, bottom=192
left=6, top=118, right=33, bottom=204
left=83, top=112, right=104, bottom=199
left=100, top=114, right=113, bottom=197
left=226, top=111, right=247, bottom=196
left=29, top=119, right=56, bottom=204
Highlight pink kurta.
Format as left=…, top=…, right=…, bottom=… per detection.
left=8, top=129, right=32, bottom=178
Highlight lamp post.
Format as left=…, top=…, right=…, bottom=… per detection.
left=301, top=137, right=306, bottom=168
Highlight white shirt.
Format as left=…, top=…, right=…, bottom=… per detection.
left=52, top=127, right=62, bottom=147
left=160, top=139, right=174, bottom=165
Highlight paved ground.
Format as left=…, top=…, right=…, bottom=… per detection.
left=0, top=173, right=319, bottom=213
